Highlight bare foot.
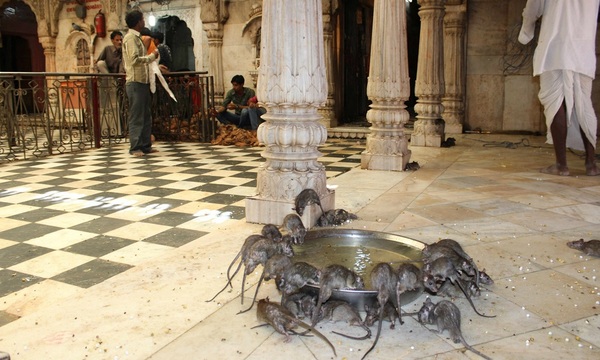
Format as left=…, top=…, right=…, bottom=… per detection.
left=540, top=164, right=569, bottom=176
left=130, top=151, right=145, bottom=157
left=586, top=164, right=600, bottom=176
left=146, top=148, right=159, bottom=154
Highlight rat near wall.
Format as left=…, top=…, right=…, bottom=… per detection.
left=281, top=213, right=307, bottom=244
left=417, top=298, right=492, bottom=360
left=294, top=188, right=325, bottom=216
left=254, top=298, right=337, bottom=357
left=567, top=239, right=600, bottom=257
left=317, top=208, right=359, bottom=227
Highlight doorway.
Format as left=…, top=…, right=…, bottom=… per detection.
left=0, top=0, right=44, bottom=113
left=334, top=0, right=420, bottom=125
left=152, top=16, right=195, bottom=72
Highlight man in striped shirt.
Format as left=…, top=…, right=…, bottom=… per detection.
left=122, top=10, right=160, bottom=157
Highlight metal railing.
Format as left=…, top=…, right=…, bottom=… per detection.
left=0, top=71, right=217, bottom=163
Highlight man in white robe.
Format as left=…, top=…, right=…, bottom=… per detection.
left=519, top=0, right=600, bottom=176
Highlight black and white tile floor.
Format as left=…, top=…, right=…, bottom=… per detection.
left=0, top=139, right=363, bottom=318
left=1, top=135, right=599, bottom=360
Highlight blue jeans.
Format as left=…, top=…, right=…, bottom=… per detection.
left=216, top=107, right=266, bottom=130
left=126, top=82, right=153, bottom=154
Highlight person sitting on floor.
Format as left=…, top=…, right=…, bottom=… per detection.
left=213, top=75, right=265, bottom=130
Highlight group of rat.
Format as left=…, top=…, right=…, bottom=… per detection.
left=206, top=188, right=600, bottom=359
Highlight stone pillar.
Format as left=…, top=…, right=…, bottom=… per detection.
left=412, top=0, right=446, bottom=147
left=39, top=36, right=59, bottom=117
left=360, top=0, right=411, bottom=171
left=39, top=36, right=56, bottom=73
left=245, top=0, right=333, bottom=227
left=204, top=24, right=225, bottom=101
left=200, top=0, right=228, bottom=102
left=318, top=0, right=336, bottom=128
left=442, top=1, right=466, bottom=135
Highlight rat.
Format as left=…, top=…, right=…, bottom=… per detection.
left=282, top=292, right=316, bottom=319
left=396, top=263, right=423, bottom=323
left=567, top=239, right=600, bottom=257
left=362, top=263, right=402, bottom=360
left=417, top=298, right=492, bottom=360
left=422, top=257, right=495, bottom=318
left=278, top=261, right=321, bottom=298
left=205, top=234, right=267, bottom=302
left=310, top=264, right=365, bottom=328
left=317, top=208, right=358, bottom=227
left=422, top=239, right=479, bottom=284
left=315, top=300, right=372, bottom=340
left=261, top=224, right=283, bottom=243
left=478, top=269, right=494, bottom=285
left=294, top=188, right=325, bottom=216
left=263, top=254, right=293, bottom=282
left=281, top=213, right=307, bottom=245
left=237, top=237, right=295, bottom=314
left=364, top=302, right=400, bottom=330
left=206, top=224, right=284, bottom=302
left=254, top=298, right=337, bottom=357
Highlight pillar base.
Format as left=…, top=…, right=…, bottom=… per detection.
left=245, top=190, right=335, bottom=228
left=444, top=123, right=463, bottom=135
left=411, top=133, right=443, bottom=147
left=361, top=152, right=411, bottom=171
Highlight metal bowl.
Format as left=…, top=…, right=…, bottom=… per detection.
left=292, top=228, right=425, bottom=310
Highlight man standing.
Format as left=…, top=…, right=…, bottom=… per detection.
left=96, top=30, right=124, bottom=74
left=519, top=0, right=600, bottom=176
left=214, top=75, right=266, bottom=130
left=122, top=10, right=159, bottom=156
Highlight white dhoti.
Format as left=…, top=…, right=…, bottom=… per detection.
left=539, top=70, right=597, bottom=151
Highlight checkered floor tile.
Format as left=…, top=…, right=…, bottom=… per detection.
left=0, top=139, right=364, bottom=309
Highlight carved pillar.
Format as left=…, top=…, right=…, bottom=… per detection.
left=360, top=0, right=411, bottom=171
left=412, top=0, right=446, bottom=147
left=442, top=1, right=466, bottom=135
left=318, top=0, right=336, bottom=128
left=204, top=25, right=225, bottom=101
left=245, top=0, right=333, bottom=227
left=200, top=0, right=228, bottom=102
left=39, top=36, right=59, bottom=122
left=39, top=36, right=56, bottom=73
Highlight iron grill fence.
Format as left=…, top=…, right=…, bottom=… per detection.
left=0, top=71, right=217, bottom=163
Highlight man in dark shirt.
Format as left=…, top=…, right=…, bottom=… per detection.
left=214, top=75, right=265, bottom=130
left=96, top=31, right=124, bottom=74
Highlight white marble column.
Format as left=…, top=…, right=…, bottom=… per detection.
left=412, top=0, right=446, bottom=147
left=245, top=0, right=333, bottom=227
left=442, top=1, right=466, bottom=135
left=204, top=25, right=225, bottom=101
left=360, top=0, right=412, bottom=171
left=318, top=0, right=336, bottom=128
left=200, top=0, right=228, bottom=102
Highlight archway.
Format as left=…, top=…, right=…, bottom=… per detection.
left=0, top=0, right=44, bottom=113
left=153, top=16, right=195, bottom=71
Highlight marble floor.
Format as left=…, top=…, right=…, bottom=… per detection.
left=0, top=134, right=598, bottom=360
